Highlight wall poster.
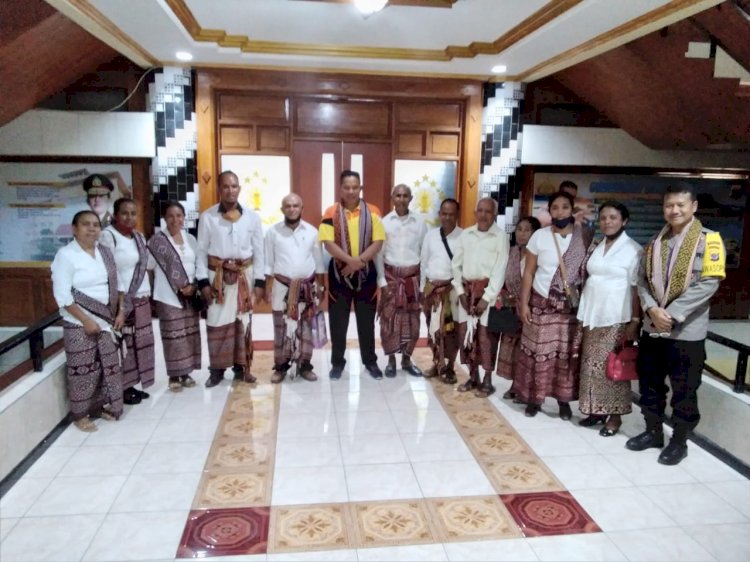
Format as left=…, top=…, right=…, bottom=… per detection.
left=220, top=155, right=291, bottom=233
left=394, top=160, right=457, bottom=227
left=0, top=163, right=132, bottom=263
left=532, top=173, right=746, bottom=268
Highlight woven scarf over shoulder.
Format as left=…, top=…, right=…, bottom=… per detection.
left=331, top=199, right=373, bottom=284
left=646, top=218, right=703, bottom=307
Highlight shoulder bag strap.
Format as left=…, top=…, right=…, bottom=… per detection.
left=439, top=228, right=453, bottom=260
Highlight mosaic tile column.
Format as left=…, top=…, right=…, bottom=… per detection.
left=479, top=82, right=525, bottom=233
left=146, top=66, right=199, bottom=233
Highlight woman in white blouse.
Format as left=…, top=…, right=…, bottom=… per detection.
left=577, top=201, right=642, bottom=436
left=100, top=198, right=155, bottom=405
left=51, top=211, right=123, bottom=431
left=148, top=202, right=202, bottom=392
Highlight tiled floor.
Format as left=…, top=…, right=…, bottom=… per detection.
left=1, top=316, right=749, bottom=561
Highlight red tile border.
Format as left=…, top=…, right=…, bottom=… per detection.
left=176, top=507, right=270, bottom=558
left=500, top=491, right=601, bottom=537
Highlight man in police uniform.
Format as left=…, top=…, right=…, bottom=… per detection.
left=83, top=174, right=115, bottom=227
left=627, top=183, right=726, bottom=465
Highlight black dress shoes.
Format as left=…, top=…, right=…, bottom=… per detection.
left=579, top=415, right=606, bottom=427
left=205, top=369, right=225, bottom=388
left=525, top=404, right=541, bottom=417
left=137, top=389, right=150, bottom=400
left=558, top=402, right=572, bottom=421
left=329, top=365, right=344, bottom=380
left=402, top=363, right=423, bottom=377
left=365, top=363, right=384, bottom=380
left=658, top=441, right=688, bottom=465
left=123, top=387, right=141, bottom=405
left=625, top=430, right=665, bottom=451
left=384, top=363, right=397, bottom=378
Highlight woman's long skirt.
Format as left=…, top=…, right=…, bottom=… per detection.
left=578, top=324, right=633, bottom=415
left=121, top=296, right=155, bottom=389
left=156, top=301, right=202, bottom=379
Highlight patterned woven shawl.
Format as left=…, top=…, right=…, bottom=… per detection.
left=148, top=231, right=191, bottom=295
left=646, top=218, right=703, bottom=307
left=332, top=200, right=373, bottom=284
left=71, top=245, right=118, bottom=324
left=122, top=232, right=149, bottom=318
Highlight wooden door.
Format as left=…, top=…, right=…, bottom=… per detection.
left=292, top=141, right=393, bottom=226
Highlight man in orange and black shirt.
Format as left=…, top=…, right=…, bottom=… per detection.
left=319, top=170, right=386, bottom=380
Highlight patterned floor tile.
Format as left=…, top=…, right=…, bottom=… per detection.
left=176, top=507, right=270, bottom=558
left=453, top=409, right=507, bottom=432
left=352, top=500, right=439, bottom=548
left=501, top=491, right=601, bottom=537
left=218, top=414, right=275, bottom=440
left=205, top=438, right=273, bottom=472
left=485, top=456, right=565, bottom=494
left=439, top=389, right=497, bottom=412
left=269, top=503, right=355, bottom=553
left=193, top=470, right=272, bottom=509
left=466, top=431, right=533, bottom=460
left=228, top=394, right=278, bottom=416
left=427, top=496, right=522, bottom=542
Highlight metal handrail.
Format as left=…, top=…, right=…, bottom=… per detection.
left=706, top=330, right=750, bottom=394
left=0, top=312, right=62, bottom=373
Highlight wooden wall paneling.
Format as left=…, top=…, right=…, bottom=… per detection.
left=396, top=132, right=426, bottom=156
left=257, top=126, right=289, bottom=152
left=196, top=74, right=218, bottom=210
left=429, top=132, right=460, bottom=158
left=0, top=268, right=57, bottom=326
left=396, top=102, right=461, bottom=128
left=295, top=99, right=391, bottom=139
left=218, top=93, right=289, bottom=124
left=459, top=93, right=483, bottom=228
left=220, top=125, right=254, bottom=150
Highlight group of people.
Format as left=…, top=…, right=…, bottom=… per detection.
left=52, top=171, right=725, bottom=467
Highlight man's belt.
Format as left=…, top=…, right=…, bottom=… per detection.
left=384, top=263, right=420, bottom=310
left=275, top=273, right=316, bottom=321
left=462, top=278, right=489, bottom=309
left=208, top=255, right=253, bottom=312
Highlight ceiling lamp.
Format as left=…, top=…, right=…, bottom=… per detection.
left=175, top=51, right=193, bottom=61
left=353, top=0, right=388, bottom=15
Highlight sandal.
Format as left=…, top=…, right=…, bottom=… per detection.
left=169, top=379, right=183, bottom=392
left=98, top=408, right=117, bottom=421
left=579, top=415, right=607, bottom=427
left=502, top=390, right=516, bottom=400
left=74, top=417, right=98, bottom=432
left=599, top=425, right=620, bottom=437
left=525, top=404, right=541, bottom=417
left=181, top=375, right=196, bottom=388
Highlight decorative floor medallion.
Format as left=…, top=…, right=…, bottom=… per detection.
left=177, top=507, right=270, bottom=558
left=501, top=491, right=601, bottom=537
left=269, top=503, right=354, bottom=553
left=354, top=500, right=438, bottom=548
left=427, top=496, right=522, bottom=542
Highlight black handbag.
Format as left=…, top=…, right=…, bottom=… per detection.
left=189, top=290, right=205, bottom=313
left=487, top=305, right=520, bottom=334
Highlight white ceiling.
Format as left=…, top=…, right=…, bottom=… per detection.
left=48, top=0, right=725, bottom=81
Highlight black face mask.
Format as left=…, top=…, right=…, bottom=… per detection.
left=605, top=227, right=626, bottom=241
left=552, top=216, right=575, bottom=229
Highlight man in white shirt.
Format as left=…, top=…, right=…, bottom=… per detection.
left=451, top=197, right=510, bottom=395
left=265, top=194, right=326, bottom=383
left=197, top=170, right=265, bottom=387
left=421, top=199, right=462, bottom=384
left=377, top=184, right=428, bottom=377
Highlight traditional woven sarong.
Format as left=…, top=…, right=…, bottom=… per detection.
left=155, top=301, right=202, bottom=378
left=514, top=290, right=582, bottom=405
left=496, top=246, right=523, bottom=379
left=121, top=296, right=155, bottom=389
left=380, top=264, right=421, bottom=356
left=63, top=323, right=123, bottom=420
left=423, top=279, right=458, bottom=367
left=272, top=274, right=316, bottom=369
left=579, top=324, right=632, bottom=415
left=206, top=255, right=254, bottom=371
left=456, top=279, right=498, bottom=373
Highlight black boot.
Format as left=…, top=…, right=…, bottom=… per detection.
left=626, top=415, right=664, bottom=451
left=205, top=369, right=225, bottom=388
left=658, top=424, right=689, bottom=465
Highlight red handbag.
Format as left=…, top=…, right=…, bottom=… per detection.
left=606, top=343, right=639, bottom=382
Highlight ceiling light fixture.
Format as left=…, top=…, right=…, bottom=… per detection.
left=175, top=51, right=193, bottom=61
left=491, top=65, right=507, bottom=74
left=353, top=0, right=388, bottom=16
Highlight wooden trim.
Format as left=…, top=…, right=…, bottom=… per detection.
left=164, top=0, right=580, bottom=63
left=46, top=0, right=157, bottom=67
left=514, top=0, right=725, bottom=82
left=0, top=340, right=64, bottom=392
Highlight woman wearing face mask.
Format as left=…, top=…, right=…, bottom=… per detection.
left=148, top=201, right=202, bottom=392
left=493, top=216, right=542, bottom=400
left=51, top=211, right=123, bottom=431
left=577, top=202, right=642, bottom=436
left=516, top=191, right=593, bottom=418
left=100, top=197, right=155, bottom=405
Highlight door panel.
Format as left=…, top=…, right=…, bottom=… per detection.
left=343, top=142, right=392, bottom=216
left=292, top=140, right=341, bottom=227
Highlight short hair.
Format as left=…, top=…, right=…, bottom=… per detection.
left=71, top=210, right=101, bottom=227
left=476, top=196, right=498, bottom=214
left=598, top=200, right=630, bottom=222
left=517, top=216, right=542, bottom=231
left=340, top=170, right=360, bottom=183
left=281, top=193, right=303, bottom=206
left=559, top=180, right=578, bottom=195
left=440, top=198, right=460, bottom=212
left=391, top=183, right=412, bottom=197
left=548, top=191, right=575, bottom=210
left=217, top=170, right=238, bottom=184
left=162, top=200, right=185, bottom=218
left=113, top=197, right=136, bottom=215
left=664, top=182, right=697, bottom=202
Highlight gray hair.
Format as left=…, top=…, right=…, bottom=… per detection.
left=476, top=196, right=498, bottom=215
left=391, top=184, right=412, bottom=198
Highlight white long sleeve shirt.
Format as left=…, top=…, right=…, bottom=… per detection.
left=51, top=240, right=112, bottom=331
left=451, top=223, right=510, bottom=304
left=264, top=220, right=325, bottom=279
left=376, top=211, right=428, bottom=287
left=420, top=226, right=463, bottom=289
left=196, top=204, right=265, bottom=285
